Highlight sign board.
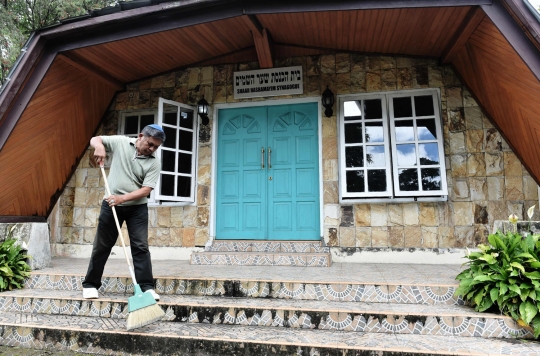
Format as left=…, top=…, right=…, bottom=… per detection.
left=234, top=66, right=303, bottom=99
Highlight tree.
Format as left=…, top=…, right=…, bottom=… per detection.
left=0, top=0, right=116, bottom=88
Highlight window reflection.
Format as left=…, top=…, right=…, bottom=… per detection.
left=394, top=120, right=414, bottom=141
left=419, top=143, right=439, bottom=165
left=417, top=119, right=437, bottom=140
left=344, top=101, right=362, bottom=119
left=414, top=95, right=434, bottom=116
left=345, top=123, right=363, bottom=143
left=365, top=122, right=384, bottom=142
left=364, top=99, right=382, bottom=120
left=346, top=170, right=365, bottom=192
left=398, top=168, right=419, bottom=191
left=396, top=144, right=417, bottom=166
left=393, top=97, right=412, bottom=118
left=366, top=146, right=385, bottom=166
left=421, top=168, right=441, bottom=190
left=368, top=170, right=386, bottom=192
left=125, top=116, right=139, bottom=135
left=345, top=146, right=364, bottom=167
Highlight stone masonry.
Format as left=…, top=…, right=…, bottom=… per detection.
left=50, top=53, right=539, bottom=252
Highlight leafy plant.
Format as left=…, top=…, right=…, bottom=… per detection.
left=455, top=210, right=540, bottom=338
left=0, top=225, right=31, bottom=291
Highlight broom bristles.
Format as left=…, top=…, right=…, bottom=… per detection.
left=126, top=303, right=165, bottom=331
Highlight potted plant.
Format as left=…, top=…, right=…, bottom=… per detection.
left=0, top=225, right=31, bottom=291
left=455, top=206, right=540, bottom=338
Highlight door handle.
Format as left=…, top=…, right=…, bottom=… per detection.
left=268, top=147, right=272, bottom=169
left=261, top=147, right=265, bottom=169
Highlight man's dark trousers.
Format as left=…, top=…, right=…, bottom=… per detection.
left=82, top=200, right=154, bottom=292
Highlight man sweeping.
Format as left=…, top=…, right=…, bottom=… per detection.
left=82, top=124, right=166, bottom=329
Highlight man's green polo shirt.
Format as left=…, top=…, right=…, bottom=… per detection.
left=101, top=136, right=161, bottom=206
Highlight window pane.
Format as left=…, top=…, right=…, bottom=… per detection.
left=180, top=110, right=194, bottom=129
left=394, top=120, right=415, bottom=141
left=345, top=123, right=363, bottom=143
left=417, top=119, right=437, bottom=140
left=393, top=97, right=412, bottom=118
left=177, top=176, right=191, bottom=197
left=141, top=115, right=154, bottom=129
left=421, top=168, right=441, bottom=191
left=179, top=130, right=193, bottom=152
left=396, top=144, right=417, bottom=166
left=163, top=112, right=177, bottom=126
left=125, top=116, right=139, bottom=135
left=368, top=170, right=387, bottom=192
left=345, top=146, right=364, bottom=167
left=346, top=170, right=365, bottom=192
left=414, top=95, right=434, bottom=116
left=366, top=146, right=385, bottom=166
left=398, top=168, right=419, bottom=191
left=163, top=126, right=176, bottom=149
left=160, top=174, right=175, bottom=196
left=365, top=122, right=384, bottom=142
left=162, top=150, right=176, bottom=172
left=419, top=143, right=439, bottom=165
left=178, top=152, right=192, bottom=174
left=344, top=101, right=362, bottom=120
left=364, top=99, right=382, bottom=120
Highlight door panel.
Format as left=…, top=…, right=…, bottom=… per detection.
left=267, top=103, right=319, bottom=240
left=216, top=107, right=267, bottom=239
left=216, top=103, right=319, bottom=240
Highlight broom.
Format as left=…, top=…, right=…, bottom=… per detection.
left=99, top=165, right=165, bottom=330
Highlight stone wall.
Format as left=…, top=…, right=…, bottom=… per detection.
left=50, top=53, right=539, bottom=253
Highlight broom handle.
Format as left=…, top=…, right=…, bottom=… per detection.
left=100, top=165, right=138, bottom=285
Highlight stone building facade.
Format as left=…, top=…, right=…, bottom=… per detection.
left=49, top=53, right=539, bottom=257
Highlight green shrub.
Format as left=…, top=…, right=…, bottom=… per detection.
left=455, top=228, right=540, bottom=338
left=0, top=226, right=31, bottom=291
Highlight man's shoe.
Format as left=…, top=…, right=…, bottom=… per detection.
left=144, top=289, right=160, bottom=301
left=82, top=287, right=99, bottom=299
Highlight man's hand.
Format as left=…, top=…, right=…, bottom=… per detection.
left=105, top=194, right=124, bottom=207
left=90, top=136, right=106, bottom=166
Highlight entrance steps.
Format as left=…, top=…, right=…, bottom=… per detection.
left=190, top=240, right=332, bottom=266
left=0, top=258, right=539, bottom=355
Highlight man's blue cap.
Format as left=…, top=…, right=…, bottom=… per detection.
left=147, top=124, right=164, bottom=132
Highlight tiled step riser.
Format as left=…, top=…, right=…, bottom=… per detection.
left=191, top=253, right=331, bottom=266
left=206, top=241, right=330, bottom=253
left=0, top=324, right=465, bottom=356
left=0, top=296, right=532, bottom=338
left=24, top=275, right=464, bottom=305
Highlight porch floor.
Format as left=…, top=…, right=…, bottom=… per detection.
left=38, top=257, right=464, bottom=286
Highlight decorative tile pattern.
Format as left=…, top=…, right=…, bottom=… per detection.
left=1, top=312, right=539, bottom=356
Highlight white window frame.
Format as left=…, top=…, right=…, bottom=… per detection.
left=338, top=94, right=393, bottom=198
left=118, top=98, right=199, bottom=206
left=338, top=89, right=448, bottom=203
left=156, top=98, right=198, bottom=203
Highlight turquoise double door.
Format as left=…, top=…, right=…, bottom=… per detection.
left=216, top=103, right=320, bottom=240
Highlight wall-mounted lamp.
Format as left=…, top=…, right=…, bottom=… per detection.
left=197, top=95, right=209, bottom=125
left=322, top=86, right=334, bottom=118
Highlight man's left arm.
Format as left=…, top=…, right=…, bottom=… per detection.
left=105, top=186, right=152, bottom=207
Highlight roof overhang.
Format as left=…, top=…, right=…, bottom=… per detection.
left=1, top=0, right=540, bottom=221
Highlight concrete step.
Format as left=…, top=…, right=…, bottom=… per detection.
left=0, top=311, right=538, bottom=355
left=191, top=251, right=332, bottom=266
left=191, top=241, right=331, bottom=266
left=22, top=273, right=464, bottom=305
left=204, top=240, right=330, bottom=253
left=0, top=289, right=533, bottom=338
